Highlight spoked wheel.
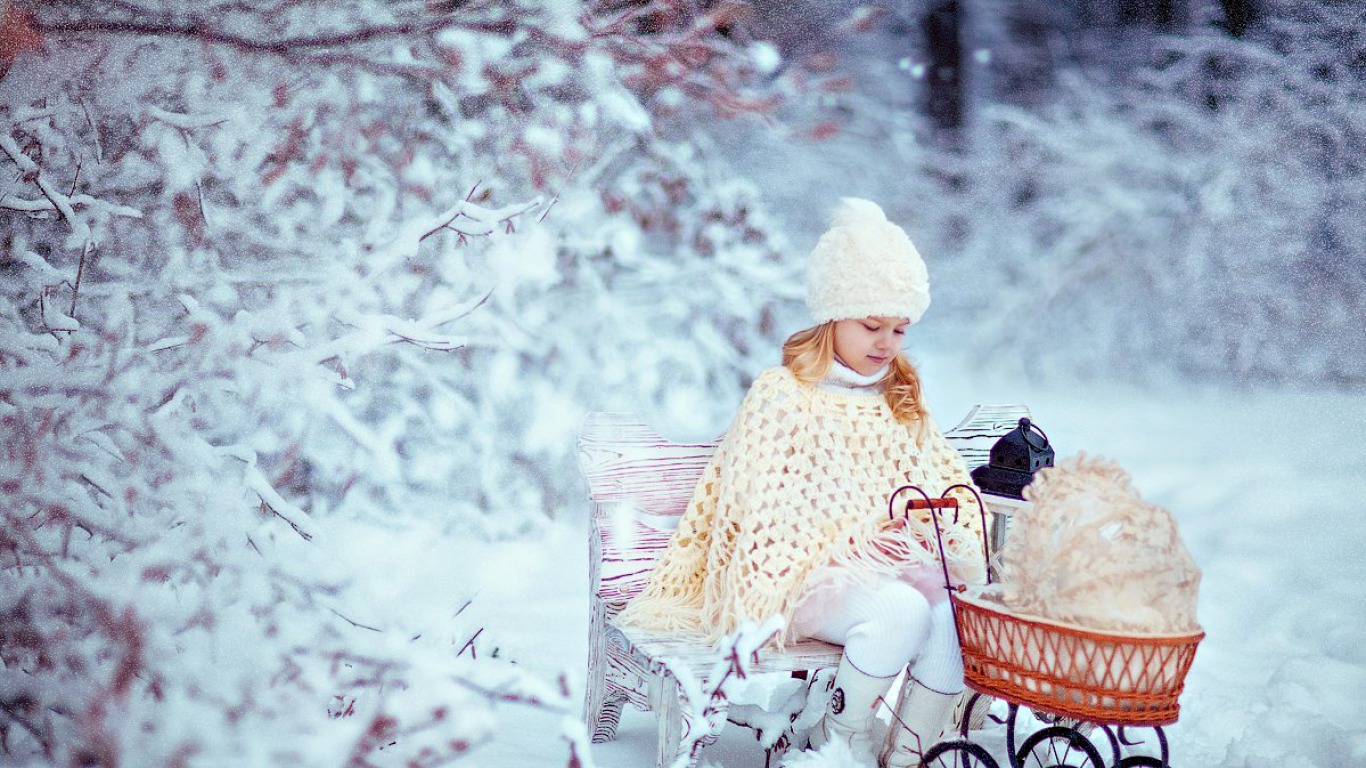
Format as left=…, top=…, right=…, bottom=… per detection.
left=922, top=739, right=1002, bottom=768
left=1035, top=712, right=1098, bottom=737
left=957, top=692, right=994, bottom=738
left=1015, top=725, right=1107, bottom=768
left=1113, top=726, right=1170, bottom=767
left=1114, top=748, right=1169, bottom=759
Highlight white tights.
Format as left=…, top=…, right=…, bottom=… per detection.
left=794, top=577, right=964, bottom=692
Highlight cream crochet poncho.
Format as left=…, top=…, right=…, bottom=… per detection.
left=618, top=366, right=985, bottom=647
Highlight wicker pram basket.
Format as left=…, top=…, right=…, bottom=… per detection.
left=953, top=591, right=1203, bottom=726
left=892, top=483, right=1204, bottom=728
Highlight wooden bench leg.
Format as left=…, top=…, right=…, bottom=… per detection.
left=652, top=673, right=687, bottom=768
left=650, top=670, right=735, bottom=768
left=586, top=601, right=633, bottom=742
left=584, top=653, right=627, bottom=743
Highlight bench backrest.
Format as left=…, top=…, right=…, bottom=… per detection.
left=578, top=404, right=1028, bottom=610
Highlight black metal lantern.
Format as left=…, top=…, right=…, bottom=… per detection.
left=970, top=417, right=1055, bottom=499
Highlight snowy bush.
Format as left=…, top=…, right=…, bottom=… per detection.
left=1, top=0, right=798, bottom=764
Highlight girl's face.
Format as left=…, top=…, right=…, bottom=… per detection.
left=832, top=316, right=910, bottom=376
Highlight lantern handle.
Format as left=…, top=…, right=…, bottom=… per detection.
left=1019, top=417, right=1049, bottom=452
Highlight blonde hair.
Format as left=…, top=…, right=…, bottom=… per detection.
left=781, top=322, right=929, bottom=443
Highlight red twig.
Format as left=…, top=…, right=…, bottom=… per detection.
left=385, top=331, right=464, bottom=352
left=456, top=627, right=483, bottom=659
left=0, top=698, right=54, bottom=759
left=69, top=241, right=91, bottom=319
left=448, top=676, right=570, bottom=714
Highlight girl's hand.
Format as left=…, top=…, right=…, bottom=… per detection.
left=872, top=514, right=907, bottom=556
left=872, top=515, right=933, bottom=561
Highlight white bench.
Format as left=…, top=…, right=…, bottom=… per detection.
left=578, top=404, right=1030, bottom=768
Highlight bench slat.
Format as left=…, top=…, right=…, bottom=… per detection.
left=580, top=413, right=720, bottom=516
left=620, top=625, right=844, bottom=676
left=943, top=404, right=1031, bottom=473
left=594, top=509, right=678, bottom=605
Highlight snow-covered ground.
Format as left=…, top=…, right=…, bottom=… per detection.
left=336, top=351, right=1366, bottom=768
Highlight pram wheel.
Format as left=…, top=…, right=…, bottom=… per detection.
left=1015, top=725, right=1106, bottom=768
left=921, top=739, right=1001, bottom=768
left=1114, top=758, right=1167, bottom=768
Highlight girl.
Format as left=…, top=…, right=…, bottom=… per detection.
left=619, top=198, right=986, bottom=767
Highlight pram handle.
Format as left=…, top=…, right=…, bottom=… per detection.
left=885, top=483, right=994, bottom=591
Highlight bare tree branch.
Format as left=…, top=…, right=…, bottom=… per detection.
left=0, top=194, right=56, bottom=213
left=34, top=14, right=470, bottom=54
left=68, top=241, right=90, bottom=318
left=0, top=132, right=91, bottom=243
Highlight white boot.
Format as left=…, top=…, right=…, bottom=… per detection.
left=877, top=677, right=959, bottom=768
left=809, top=655, right=895, bottom=751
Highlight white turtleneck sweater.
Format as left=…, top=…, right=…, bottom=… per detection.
left=818, top=359, right=889, bottom=396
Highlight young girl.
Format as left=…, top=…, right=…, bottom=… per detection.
left=619, top=198, right=986, bottom=767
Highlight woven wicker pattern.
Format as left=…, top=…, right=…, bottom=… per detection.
left=619, top=366, right=983, bottom=647
left=954, top=592, right=1203, bottom=726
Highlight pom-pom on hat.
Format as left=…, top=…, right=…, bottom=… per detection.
left=806, top=198, right=930, bottom=324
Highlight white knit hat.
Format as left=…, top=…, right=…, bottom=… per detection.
left=806, top=198, right=930, bottom=324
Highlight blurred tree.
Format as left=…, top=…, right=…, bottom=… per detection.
left=1220, top=0, right=1257, bottom=36
left=1119, top=0, right=1183, bottom=28
left=923, top=0, right=967, bottom=135
left=973, top=0, right=1077, bottom=108
left=932, top=0, right=1366, bottom=386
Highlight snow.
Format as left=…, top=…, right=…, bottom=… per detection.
left=750, top=42, right=783, bottom=75
left=3, top=3, right=1362, bottom=766
left=435, top=351, right=1366, bottom=767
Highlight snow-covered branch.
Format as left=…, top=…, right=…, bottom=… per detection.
left=37, top=14, right=463, bottom=53
left=664, top=616, right=785, bottom=768
left=0, top=2, right=797, bottom=766
left=0, top=194, right=54, bottom=213
left=587, top=0, right=783, bottom=118
left=0, top=131, right=90, bottom=247
left=380, top=196, right=546, bottom=261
